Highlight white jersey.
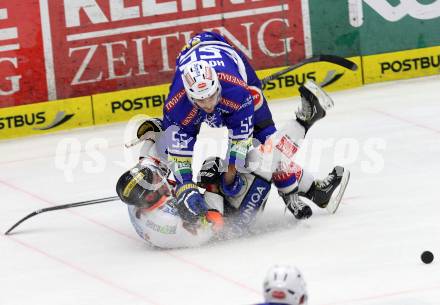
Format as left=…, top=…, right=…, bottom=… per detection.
left=127, top=197, right=213, bottom=249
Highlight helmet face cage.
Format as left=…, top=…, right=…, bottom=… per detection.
left=182, top=60, right=221, bottom=105
left=117, top=158, right=172, bottom=209
left=263, top=265, right=308, bottom=305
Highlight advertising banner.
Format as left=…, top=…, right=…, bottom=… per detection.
left=47, top=0, right=305, bottom=100
left=0, top=96, right=93, bottom=139
left=92, top=83, right=169, bottom=125
left=0, top=1, right=48, bottom=107
left=258, top=56, right=362, bottom=100
left=308, top=0, right=440, bottom=57
left=363, top=46, right=440, bottom=84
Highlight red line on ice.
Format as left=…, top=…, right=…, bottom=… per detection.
left=0, top=178, right=260, bottom=297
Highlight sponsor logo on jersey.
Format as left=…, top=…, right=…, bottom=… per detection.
left=276, top=135, right=299, bottom=159
left=219, top=97, right=240, bottom=111
left=238, top=178, right=270, bottom=225
left=145, top=219, right=177, bottom=234
left=217, top=72, right=248, bottom=88
left=248, top=86, right=263, bottom=110
left=165, top=89, right=186, bottom=112
left=203, top=113, right=223, bottom=128
left=181, top=106, right=198, bottom=126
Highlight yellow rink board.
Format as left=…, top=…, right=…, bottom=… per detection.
left=4, top=50, right=436, bottom=140
left=363, top=46, right=440, bottom=84
left=257, top=56, right=362, bottom=100
left=92, top=84, right=170, bottom=125
left=0, top=96, right=93, bottom=140
left=92, top=56, right=363, bottom=125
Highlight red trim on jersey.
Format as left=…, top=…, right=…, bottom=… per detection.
left=217, top=72, right=248, bottom=89
left=181, top=106, right=198, bottom=126
left=220, top=98, right=241, bottom=111
left=165, top=89, right=186, bottom=112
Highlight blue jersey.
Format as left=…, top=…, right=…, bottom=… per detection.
left=163, top=32, right=261, bottom=183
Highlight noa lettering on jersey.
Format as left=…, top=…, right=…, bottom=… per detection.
left=0, top=112, right=46, bottom=129
left=380, top=55, right=440, bottom=73
left=111, top=95, right=166, bottom=113
left=240, top=185, right=268, bottom=224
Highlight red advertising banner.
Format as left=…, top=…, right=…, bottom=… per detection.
left=0, top=1, right=47, bottom=107
left=0, top=0, right=305, bottom=106
left=49, top=0, right=305, bottom=99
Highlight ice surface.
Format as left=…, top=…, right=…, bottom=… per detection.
left=1, top=76, right=440, bottom=305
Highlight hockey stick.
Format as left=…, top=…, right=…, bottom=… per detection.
left=261, top=54, right=358, bottom=86
left=4, top=196, right=119, bottom=235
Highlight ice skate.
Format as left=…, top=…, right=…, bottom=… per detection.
left=280, top=191, right=313, bottom=220
left=302, top=166, right=350, bottom=214
left=296, top=80, right=334, bottom=132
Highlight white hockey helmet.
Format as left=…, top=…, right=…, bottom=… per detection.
left=263, top=265, right=308, bottom=305
left=182, top=60, right=221, bottom=103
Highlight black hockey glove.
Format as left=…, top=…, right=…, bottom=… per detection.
left=136, top=118, right=163, bottom=140
left=197, top=157, right=226, bottom=185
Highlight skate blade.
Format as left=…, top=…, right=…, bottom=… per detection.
left=326, top=168, right=350, bottom=214
left=304, top=80, right=334, bottom=110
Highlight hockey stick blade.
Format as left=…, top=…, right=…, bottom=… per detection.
left=326, top=169, right=350, bottom=214
left=4, top=196, right=119, bottom=235
left=261, top=55, right=357, bottom=86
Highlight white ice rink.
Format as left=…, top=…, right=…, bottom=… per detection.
left=1, top=75, right=440, bottom=305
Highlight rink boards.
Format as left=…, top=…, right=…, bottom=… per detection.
left=1, top=46, right=439, bottom=140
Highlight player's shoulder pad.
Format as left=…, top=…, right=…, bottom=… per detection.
left=163, top=79, right=200, bottom=128
left=164, top=75, right=187, bottom=114
left=218, top=71, right=248, bottom=90
left=218, top=83, right=253, bottom=113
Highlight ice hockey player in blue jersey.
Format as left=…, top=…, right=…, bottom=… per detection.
left=255, top=265, right=308, bottom=305
left=160, top=31, right=350, bottom=225
left=161, top=32, right=273, bottom=222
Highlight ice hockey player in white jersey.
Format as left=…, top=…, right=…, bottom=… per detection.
left=116, top=146, right=347, bottom=249
left=255, top=265, right=308, bottom=305
left=116, top=155, right=272, bottom=248
left=116, top=156, right=224, bottom=248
